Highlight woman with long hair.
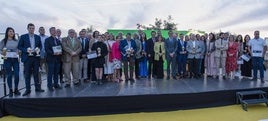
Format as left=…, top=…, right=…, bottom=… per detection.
left=111, top=36, right=122, bottom=82
left=0, top=27, right=21, bottom=96
left=205, top=33, right=217, bottom=78
left=91, top=34, right=108, bottom=85
left=226, top=35, right=239, bottom=79
left=240, top=35, right=252, bottom=79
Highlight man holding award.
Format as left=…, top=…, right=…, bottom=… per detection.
left=215, top=32, right=228, bottom=80
left=177, top=34, right=187, bottom=78
left=119, top=33, right=137, bottom=82
left=44, top=27, right=62, bottom=91
left=18, top=23, right=44, bottom=96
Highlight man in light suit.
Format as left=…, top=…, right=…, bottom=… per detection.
left=18, top=23, right=45, bottom=96
left=165, top=31, right=178, bottom=80
left=215, top=32, right=228, bottom=79
left=186, top=34, right=203, bottom=78
left=61, top=29, right=82, bottom=87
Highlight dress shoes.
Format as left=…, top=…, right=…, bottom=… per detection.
left=54, top=84, right=62, bottom=89
left=65, top=84, right=70, bottom=88
left=35, top=88, right=45, bottom=92
left=22, top=90, right=31, bottom=96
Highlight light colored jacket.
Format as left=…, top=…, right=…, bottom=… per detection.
left=154, top=42, right=165, bottom=61
left=186, top=40, right=203, bottom=59
left=215, top=39, right=228, bottom=58
left=62, top=37, right=82, bottom=63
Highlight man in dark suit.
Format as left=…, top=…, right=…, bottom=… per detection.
left=18, top=23, right=45, bottom=96
left=120, top=33, right=137, bottom=82
left=177, top=34, right=187, bottom=78
left=44, top=27, right=62, bottom=91
left=78, top=29, right=90, bottom=82
left=146, top=31, right=156, bottom=79
left=165, top=31, right=178, bottom=80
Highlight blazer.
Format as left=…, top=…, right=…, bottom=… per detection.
left=186, top=40, right=203, bottom=59
left=146, top=37, right=155, bottom=61
left=164, top=37, right=178, bottom=60
left=78, top=37, right=90, bottom=58
left=215, top=39, right=228, bottom=58
left=61, top=37, right=82, bottom=63
left=177, top=39, right=187, bottom=58
left=44, top=36, right=62, bottom=63
left=154, top=42, right=165, bottom=61
left=18, top=34, right=42, bottom=63
left=119, top=39, right=137, bottom=61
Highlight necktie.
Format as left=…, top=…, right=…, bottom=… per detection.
left=81, top=38, right=84, bottom=49
left=72, top=38, right=75, bottom=48
left=159, top=44, right=162, bottom=53
left=54, top=38, right=57, bottom=46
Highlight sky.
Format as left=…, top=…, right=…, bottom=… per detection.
left=1, top=0, right=268, bottom=37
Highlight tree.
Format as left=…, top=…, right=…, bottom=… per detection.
left=137, top=15, right=177, bottom=30
left=86, top=25, right=94, bottom=34
left=163, top=15, right=177, bottom=30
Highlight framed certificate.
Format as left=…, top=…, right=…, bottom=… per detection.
left=241, top=54, right=250, bottom=62
left=87, top=51, right=97, bottom=59
left=52, top=46, right=62, bottom=53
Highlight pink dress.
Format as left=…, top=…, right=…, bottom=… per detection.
left=111, top=41, right=122, bottom=69
left=226, top=42, right=239, bottom=74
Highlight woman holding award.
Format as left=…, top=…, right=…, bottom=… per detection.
left=91, top=35, right=108, bottom=85
left=0, top=27, right=21, bottom=96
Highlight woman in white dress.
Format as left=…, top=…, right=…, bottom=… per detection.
left=104, top=34, right=115, bottom=81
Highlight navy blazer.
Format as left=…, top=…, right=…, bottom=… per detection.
left=177, top=39, right=187, bottom=57
left=44, top=36, right=62, bottom=63
left=146, top=38, right=155, bottom=61
left=18, top=34, right=42, bottom=63
left=78, top=37, right=90, bottom=57
left=119, top=39, right=137, bottom=61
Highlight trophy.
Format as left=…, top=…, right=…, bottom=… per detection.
left=244, top=47, right=248, bottom=52
left=35, top=47, right=40, bottom=56
left=126, top=48, right=131, bottom=57
left=181, top=46, right=185, bottom=54
left=192, top=47, right=196, bottom=54
left=27, top=47, right=33, bottom=56
left=97, top=47, right=101, bottom=56
left=130, top=47, right=134, bottom=57
left=2, top=48, right=7, bottom=59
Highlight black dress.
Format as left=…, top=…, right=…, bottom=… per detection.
left=241, top=42, right=252, bottom=77
left=91, top=41, right=108, bottom=68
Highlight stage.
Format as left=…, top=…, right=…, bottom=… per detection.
left=1, top=75, right=268, bottom=118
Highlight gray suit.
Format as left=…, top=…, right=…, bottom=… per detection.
left=215, top=38, right=228, bottom=76
left=165, top=37, right=178, bottom=77
left=186, top=40, right=204, bottom=77
left=62, top=37, right=82, bottom=84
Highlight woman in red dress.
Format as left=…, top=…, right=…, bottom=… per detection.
left=226, top=35, right=239, bottom=79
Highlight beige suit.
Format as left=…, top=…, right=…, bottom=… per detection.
left=62, top=37, right=82, bottom=84
left=215, top=39, right=228, bottom=76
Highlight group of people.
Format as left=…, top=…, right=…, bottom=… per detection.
left=0, top=23, right=267, bottom=97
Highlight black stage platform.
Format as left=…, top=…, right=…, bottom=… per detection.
left=1, top=76, right=268, bottom=117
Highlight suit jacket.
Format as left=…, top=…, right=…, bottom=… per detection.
left=44, top=36, right=62, bottom=63
left=177, top=39, right=187, bottom=58
left=61, top=37, right=82, bottom=63
left=119, top=39, right=137, bottom=61
left=146, top=37, right=155, bottom=61
left=154, top=41, right=165, bottom=61
left=78, top=37, right=90, bottom=58
left=18, top=34, right=42, bottom=63
left=186, top=40, right=203, bottom=59
left=164, top=37, right=178, bottom=60
left=215, top=39, right=228, bottom=58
